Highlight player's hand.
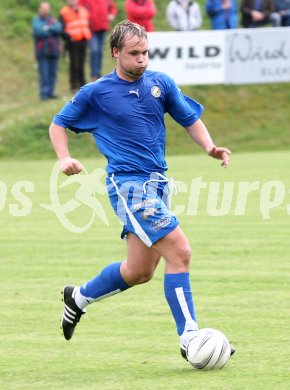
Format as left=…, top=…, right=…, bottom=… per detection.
left=207, top=146, right=231, bottom=168
left=251, top=10, right=264, bottom=21
left=59, top=157, right=83, bottom=175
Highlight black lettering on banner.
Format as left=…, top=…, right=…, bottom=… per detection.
left=205, top=46, right=220, bottom=58
left=189, top=47, right=199, bottom=58
left=149, top=47, right=170, bottom=59
left=229, top=34, right=289, bottom=63
left=149, top=46, right=221, bottom=60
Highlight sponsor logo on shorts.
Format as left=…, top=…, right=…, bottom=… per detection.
left=150, top=216, right=172, bottom=232
left=132, top=198, right=157, bottom=211
left=141, top=207, right=158, bottom=220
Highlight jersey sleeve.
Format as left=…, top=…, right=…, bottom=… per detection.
left=164, top=75, right=204, bottom=127
left=52, top=86, right=96, bottom=133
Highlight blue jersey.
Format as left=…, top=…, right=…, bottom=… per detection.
left=53, top=69, right=204, bottom=174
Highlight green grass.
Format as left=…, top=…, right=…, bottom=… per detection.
left=1, top=1, right=290, bottom=388
left=1, top=152, right=289, bottom=389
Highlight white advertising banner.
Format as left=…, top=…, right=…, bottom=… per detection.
left=148, top=28, right=290, bottom=85
left=147, top=31, right=226, bottom=85
left=225, top=28, right=290, bottom=84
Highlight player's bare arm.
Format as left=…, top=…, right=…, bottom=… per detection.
left=185, top=119, right=231, bottom=168
left=49, top=123, right=83, bottom=175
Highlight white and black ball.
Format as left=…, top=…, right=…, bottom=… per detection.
left=186, top=328, right=232, bottom=370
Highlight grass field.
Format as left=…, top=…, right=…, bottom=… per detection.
left=1, top=152, right=289, bottom=389
left=1, top=2, right=289, bottom=388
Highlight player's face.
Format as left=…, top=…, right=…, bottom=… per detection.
left=113, top=36, right=149, bottom=82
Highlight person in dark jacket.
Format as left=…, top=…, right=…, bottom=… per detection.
left=32, top=2, right=62, bottom=100
left=274, top=0, right=290, bottom=25
left=240, top=0, right=281, bottom=27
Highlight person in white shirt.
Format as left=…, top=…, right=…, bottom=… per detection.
left=166, top=0, right=203, bottom=31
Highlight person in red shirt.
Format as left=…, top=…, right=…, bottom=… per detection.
left=125, top=0, right=156, bottom=31
left=79, top=0, right=118, bottom=80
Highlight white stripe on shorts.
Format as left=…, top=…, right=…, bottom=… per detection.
left=110, top=175, right=152, bottom=247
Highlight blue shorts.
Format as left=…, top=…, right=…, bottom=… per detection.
left=106, top=173, right=179, bottom=247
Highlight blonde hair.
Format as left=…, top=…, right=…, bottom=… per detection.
left=109, top=20, right=147, bottom=58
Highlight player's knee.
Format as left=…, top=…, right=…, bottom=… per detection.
left=168, top=244, right=191, bottom=270
left=179, top=244, right=191, bottom=266
left=136, top=271, right=154, bottom=284
left=128, top=269, right=154, bottom=285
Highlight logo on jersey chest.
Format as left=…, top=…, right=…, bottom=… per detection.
left=128, top=85, right=161, bottom=99
left=151, top=86, right=161, bottom=98
left=129, top=89, right=139, bottom=98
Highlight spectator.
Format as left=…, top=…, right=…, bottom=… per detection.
left=32, top=2, right=62, bottom=100
left=125, top=0, right=156, bottom=32
left=79, top=0, right=118, bottom=80
left=240, top=0, right=281, bottom=27
left=166, top=0, right=202, bottom=31
left=60, top=0, right=92, bottom=93
left=206, top=0, right=238, bottom=29
left=274, top=0, right=290, bottom=25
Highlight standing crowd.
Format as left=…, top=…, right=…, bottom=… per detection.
left=166, top=0, right=290, bottom=31
left=32, top=0, right=290, bottom=100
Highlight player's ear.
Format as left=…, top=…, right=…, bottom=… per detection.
left=112, top=47, right=119, bottom=59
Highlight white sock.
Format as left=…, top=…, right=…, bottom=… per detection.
left=73, top=286, right=93, bottom=310
left=180, top=329, right=198, bottom=348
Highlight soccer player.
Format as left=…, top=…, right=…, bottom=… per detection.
left=49, top=20, right=234, bottom=360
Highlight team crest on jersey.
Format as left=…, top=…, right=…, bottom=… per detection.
left=151, top=86, right=161, bottom=98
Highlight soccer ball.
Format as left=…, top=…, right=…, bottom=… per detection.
left=186, top=328, right=231, bottom=370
